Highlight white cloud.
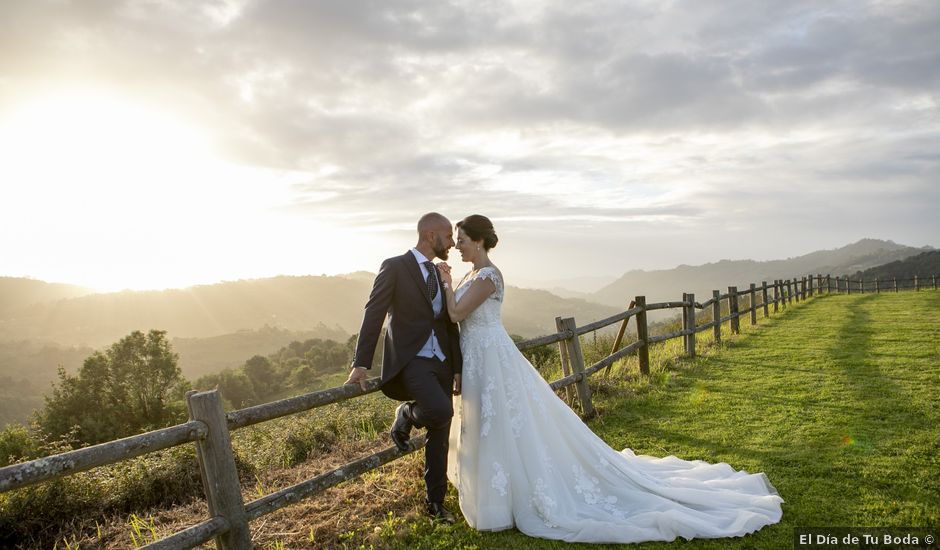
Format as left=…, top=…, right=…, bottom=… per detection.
left=0, top=0, right=938, bottom=288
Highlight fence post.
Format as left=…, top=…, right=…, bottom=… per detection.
left=555, top=317, right=574, bottom=404
left=788, top=280, right=794, bottom=304
left=762, top=281, right=769, bottom=318
left=876, top=278, right=880, bottom=293
left=749, top=284, right=757, bottom=325
left=915, top=275, right=919, bottom=291
left=604, top=300, right=635, bottom=377
left=808, top=275, right=814, bottom=297
left=686, top=292, right=696, bottom=358
left=635, top=296, right=650, bottom=375
left=802, top=276, right=807, bottom=300
left=933, top=275, right=937, bottom=290
left=187, top=390, right=251, bottom=550
left=859, top=279, right=864, bottom=293
left=847, top=277, right=852, bottom=295
left=712, top=290, right=721, bottom=344
left=835, top=276, right=840, bottom=294
left=728, top=286, right=739, bottom=334
left=827, top=274, right=832, bottom=294
left=557, top=317, right=594, bottom=418
left=894, top=277, right=898, bottom=293
left=681, top=292, right=689, bottom=353
left=773, top=281, right=779, bottom=313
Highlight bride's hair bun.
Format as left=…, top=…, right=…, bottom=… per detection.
left=457, top=214, right=498, bottom=251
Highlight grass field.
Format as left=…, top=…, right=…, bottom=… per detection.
left=30, top=290, right=940, bottom=549
left=380, top=291, right=940, bottom=549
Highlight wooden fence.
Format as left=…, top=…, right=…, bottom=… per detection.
left=0, top=272, right=936, bottom=548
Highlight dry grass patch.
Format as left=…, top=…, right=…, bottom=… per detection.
left=64, top=436, right=436, bottom=549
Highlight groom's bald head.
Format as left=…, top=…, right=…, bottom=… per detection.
left=416, top=212, right=454, bottom=260
left=417, top=212, right=450, bottom=234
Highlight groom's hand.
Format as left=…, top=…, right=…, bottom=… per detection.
left=453, top=373, right=462, bottom=396
left=345, top=366, right=369, bottom=391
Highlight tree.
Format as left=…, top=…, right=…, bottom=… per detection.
left=36, top=330, right=188, bottom=446
left=218, top=368, right=257, bottom=409
left=244, top=355, right=276, bottom=397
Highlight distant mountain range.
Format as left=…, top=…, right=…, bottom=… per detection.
left=0, top=277, right=93, bottom=315
left=589, top=239, right=935, bottom=307
left=1, top=238, right=933, bottom=350
left=0, top=275, right=369, bottom=347
left=517, top=275, right=621, bottom=299
left=0, top=274, right=620, bottom=349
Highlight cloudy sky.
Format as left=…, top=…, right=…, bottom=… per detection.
left=1, top=0, right=938, bottom=292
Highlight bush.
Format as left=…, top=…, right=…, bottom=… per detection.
left=0, top=424, right=43, bottom=468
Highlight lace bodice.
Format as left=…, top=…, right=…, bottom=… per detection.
left=454, top=266, right=504, bottom=333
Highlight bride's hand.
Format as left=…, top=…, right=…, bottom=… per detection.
left=436, top=263, right=453, bottom=287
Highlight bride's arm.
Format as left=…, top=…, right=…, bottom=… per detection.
left=437, top=266, right=496, bottom=322
left=443, top=278, right=495, bottom=322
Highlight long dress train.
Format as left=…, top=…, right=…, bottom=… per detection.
left=447, top=267, right=783, bottom=543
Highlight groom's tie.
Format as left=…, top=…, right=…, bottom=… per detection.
left=423, top=261, right=439, bottom=301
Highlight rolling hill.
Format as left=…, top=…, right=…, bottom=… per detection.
left=590, top=239, right=934, bottom=307
left=0, top=277, right=94, bottom=316
left=0, top=274, right=620, bottom=348
left=851, top=250, right=940, bottom=282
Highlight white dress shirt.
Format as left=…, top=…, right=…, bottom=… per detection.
left=411, top=248, right=446, bottom=362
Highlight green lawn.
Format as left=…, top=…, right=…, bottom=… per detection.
left=388, top=291, right=940, bottom=549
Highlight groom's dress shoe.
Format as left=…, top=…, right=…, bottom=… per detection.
left=426, top=501, right=456, bottom=524
left=390, top=402, right=414, bottom=452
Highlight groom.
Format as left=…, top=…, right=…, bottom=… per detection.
left=345, top=212, right=462, bottom=523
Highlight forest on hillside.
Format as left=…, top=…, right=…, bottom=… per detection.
left=851, top=250, right=940, bottom=282
left=0, top=325, right=348, bottom=427
left=0, top=330, right=362, bottom=465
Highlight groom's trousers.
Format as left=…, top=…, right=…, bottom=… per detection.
left=400, top=356, right=454, bottom=504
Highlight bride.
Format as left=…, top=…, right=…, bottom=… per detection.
left=435, top=214, right=783, bottom=543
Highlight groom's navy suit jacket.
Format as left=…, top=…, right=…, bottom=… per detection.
left=353, top=251, right=462, bottom=401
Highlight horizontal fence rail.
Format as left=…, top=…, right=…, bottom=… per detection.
left=226, top=378, right=383, bottom=431
left=141, top=517, right=229, bottom=550
left=0, top=421, right=208, bottom=493
left=2, top=271, right=935, bottom=549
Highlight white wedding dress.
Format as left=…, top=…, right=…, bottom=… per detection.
left=446, top=267, right=783, bottom=543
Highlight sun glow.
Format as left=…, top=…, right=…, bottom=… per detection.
left=0, top=88, right=338, bottom=291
